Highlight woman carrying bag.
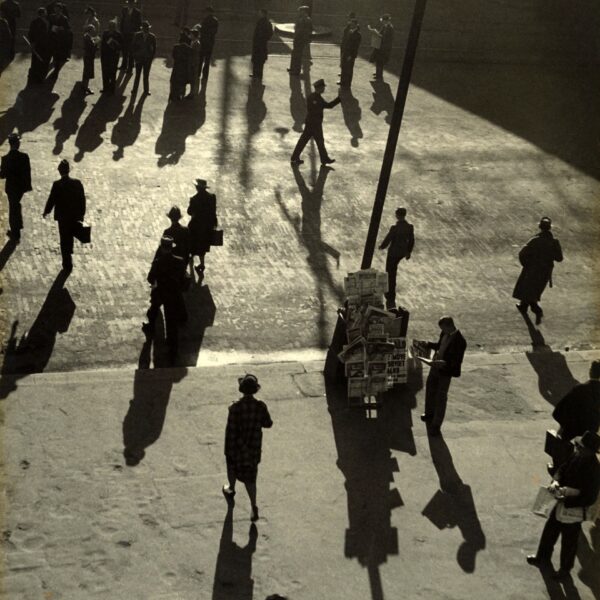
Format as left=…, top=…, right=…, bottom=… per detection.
left=187, top=178, right=219, bottom=277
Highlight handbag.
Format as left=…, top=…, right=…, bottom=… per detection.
left=74, top=221, right=92, bottom=244
left=544, top=430, right=573, bottom=466
left=532, top=486, right=556, bottom=518
left=210, top=229, right=223, bottom=246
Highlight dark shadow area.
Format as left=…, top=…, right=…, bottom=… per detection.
left=325, top=369, right=426, bottom=600
left=211, top=502, right=257, bottom=600
left=216, top=56, right=233, bottom=168
left=522, top=313, right=579, bottom=407
left=540, top=567, right=584, bottom=600
left=577, top=523, right=600, bottom=599
left=0, top=83, right=59, bottom=145
left=289, top=75, right=306, bottom=133
left=275, top=164, right=343, bottom=349
left=240, top=80, right=267, bottom=191
left=111, top=92, right=147, bottom=160
left=369, top=80, right=394, bottom=125
left=52, top=82, right=87, bottom=155
left=340, top=88, right=363, bottom=147
left=0, top=238, right=17, bottom=271
left=0, top=270, right=74, bottom=398
left=423, top=432, right=486, bottom=573
left=155, top=86, right=206, bottom=166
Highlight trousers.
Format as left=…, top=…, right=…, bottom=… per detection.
left=58, top=220, right=76, bottom=268
left=536, top=506, right=581, bottom=572
left=291, top=125, right=329, bottom=163
left=7, top=191, right=24, bottom=235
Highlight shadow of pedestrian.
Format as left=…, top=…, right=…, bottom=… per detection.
left=122, top=351, right=188, bottom=465
left=0, top=237, right=17, bottom=271
left=340, top=89, right=363, bottom=147
left=0, top=270, right=75, bottom=397
left=423, top=432, right=486, bottom=573
left=155, top=87, right=207, bottom=166
left=178, top=280, right=216, bottom=366
left=52, top=82, right=87, bottom=155
left=289, top=75, right=306, bottom=133
left=522, top=315, right=579, bottom=407
left=540, top=567, right=584, bottom=600
left=577, top=523, right=600, bottom=599
left=111, top=93, right=147, bottom=160
left=211, top=503, right=257, bottom=600
left=240, top=80, right=267, bottom=190
left=370, top=80, right=394, bottom=125
left=325, top=377, right=401, bottom=600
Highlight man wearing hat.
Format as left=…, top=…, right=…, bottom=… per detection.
left=163, top=205, right=190, bottom=264
left=187, top=178, right=217, bottom=276
left=43, top=159, right=86, bottom=271
left=287, top=5, right=312, bottom=77
left=198, top=6, right=218, bottom=81
left=223, top=374, right=273, bottom=522
left=119, top=0, right=141, bottom=72
left=338, top=17, right=361, bottom=89
left=142, top=235, right=187, bottom=361
left=368, top=13, right=394, bottom=81
left=0, top=133, right=32, bottom=243
left=100, top=19, right=123, bottom=94
left=513, top=217, right=563, bottom=324
left=251, top=9, right=273, bottom=81
left=130, top=20, right=156, bottom=96
left=291, top=79, right=340, bottom=166
left=527, top=430, right=600, bottom=579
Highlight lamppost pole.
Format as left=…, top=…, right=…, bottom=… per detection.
left=360, top=0, right=428, bottom=270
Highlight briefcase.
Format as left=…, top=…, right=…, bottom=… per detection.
left=544, top=429, right=573, bottom=466
left=210, top=229, right=223, bottom=246
left=74, top=221, right=92, bottom=244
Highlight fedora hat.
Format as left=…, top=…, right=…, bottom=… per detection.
left=238, top=374, right=261, bottom=395
left=195, top=178, right=210, bottom=188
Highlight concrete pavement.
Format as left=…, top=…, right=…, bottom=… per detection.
left=1, top=349, right=599, bottom=599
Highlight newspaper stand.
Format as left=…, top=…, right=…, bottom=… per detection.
left=336, top=269, right=409, bottom=415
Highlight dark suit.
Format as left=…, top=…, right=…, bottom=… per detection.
left=288, top=14, right=312, bottom=75
left=291, top=91, right=341, bottom=163
left=372, top=22, right=394, bottom=80
left=0, top=0, right=20, bottom=57
left=536, top=451, right=600, bottom=572
left=199, top=14, right=218, bottom=80
left=27, top=15, right=51, bottom=82
left=424, top=330, right=467, bottom=428
left=131, top=30, right=156, bottom=93
left=43, top=175, right=86, bottom=269
left=340, top=28, right=361, bottom=88
left=101, top=30, right=123, bottom=93
left=0, top=148, right=32, bottom=238
left=379, top=219, right=414, bottom=302
left=553, top=380, right=600, bottom=442
left=119, top=5, right=142, bottom=71
left=251, top=16, right=273, bottom=79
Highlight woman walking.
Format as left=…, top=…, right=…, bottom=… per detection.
left=187, top=178, right=217, bottom=276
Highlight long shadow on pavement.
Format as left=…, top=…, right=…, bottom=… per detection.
left=0, top=238, right=17, bottom=271
left=0, top=270, right=75, bottom=398
left=326, top=373, right=423, bottom=600
left=521, top=312, right=579, bottom=406
left=423, top=431, right=486, bottom=573
left=340, top=88, right=363, bottom=148
left=111, top=91, right=147, bottom=160
left=211, top=502, right=257, bottom=600
left=577, top=523, right=600, bottom=600
left=239, top=79, right=267, bottom=191
left=53, top=82, right=87, bottom=155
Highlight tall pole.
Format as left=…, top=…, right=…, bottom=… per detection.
left=361, top=0, right=428, bottom=270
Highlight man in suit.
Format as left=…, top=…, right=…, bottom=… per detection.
left=43, top=159, right=86, bottom=271
left=0, top=0, right=20, bottom=59
left=251, top=9, right=273, bottom=81
left=199, top=6, right=218, bottom=81
left=119, top=0, right=141, bottom=72
left=290, top=78, right=340, bottom=166
left=287, top=5, right=312, bottom=76
left=420, top=316, right=467, bottom=435
left=513, top=216, right=563, bottom=324
left=100, top=20, right=122, bottom=94
left=0, top=133, right=32, bottom=243
left=368, top=13, right=394, bottom=81
left=131, top=20, right=155, bottom=95
left=338, top=17, right=361, bottom=89
left=379, top=207, right=414, bottom=307
left=27, top=7, right=51, bottom=83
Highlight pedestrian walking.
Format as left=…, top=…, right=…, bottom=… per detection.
left=169, top=33, right=191, bottom=101
left=527, top=431, right=600, bottom=580
left=379, top=207, right=414, bottom=307
left=338, top=18, right=361, bottom=89
left=251, top=9, right=273, bottom=81
left=513, top=217, right=563, bottom=324
left=42, top=159, right=86, bottom=272
left=198, top=6, right=218, bottom=81
left=0, top=133, right=32, bottom=243
left=222, top=374, right=273, bottom=523
left=163, top=205, right=190, bottom=264
left=368, top=14, right=393, bottom=81
left=0, top=0, right=20, bottom=59
left=130, top=20, right=155, bottom=96
left=187, top=178, right=217, bottom=276
left=119, top=0, right=141, bottom=72
left=419, top=316, right=467, bottom=436
left=100, top=20, right=122, bottom=94
left=81, top=24, right=98, bottom=95
left=83, top=5, right=100, bottom=35
left=142, top=236, right=187, bottom=362
left=27, top=7, right=51, bottom=83
left=287, top=5, right=312, bottom=76
left=187, top=25, right=201, bottom=96
left=290, top=78, right=340, bottom=166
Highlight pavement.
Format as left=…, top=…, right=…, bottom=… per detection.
left=1, top=349, right=600, bottom=599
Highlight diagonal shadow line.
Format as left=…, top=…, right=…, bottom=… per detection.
left=0, top=238, right=17, bottom=272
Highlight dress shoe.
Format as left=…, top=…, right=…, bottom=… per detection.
left=515, top=303, right=527, bottom=314
left=141, top=322, right=153, bottom=336
left=321, top=158, right=336, bottom=165
left=290, top=159, right=304, bottom=165
left=526, top=555, right=549, bottom=567
left=420, top=413, right=432, bottom=422
left=535, top=311, right=543, bottom=325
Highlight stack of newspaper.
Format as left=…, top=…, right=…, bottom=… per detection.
left=338, top=269, right=409, bottom=401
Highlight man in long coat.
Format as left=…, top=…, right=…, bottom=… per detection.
left=130, top=20, right=156, bottom=95
left=513, top=217, right=563, bottom=324
left=27, top=7, right=51, bottom=83
left=100, top=20, right=122, bottom=94
left=287, top=5, right=312, bottom=76
left=0, top=0, right=20, bottom=59
left=119, top=0, right=141, bottom=72
left=368, top=13, right=393, bottom=81
left=338, top=17, right=361, bottom=88
left=251, top=9, right=273, bottom=81
left=198, top=6, right=218, bottom=81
